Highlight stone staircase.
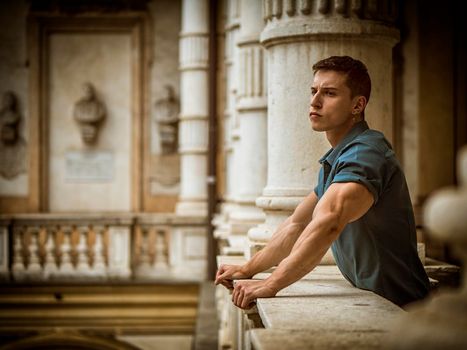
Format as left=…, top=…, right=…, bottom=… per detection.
left=0, top=282, right=199, bottom=348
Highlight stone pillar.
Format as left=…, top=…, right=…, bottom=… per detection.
left=213, top=0, right=241, bottom=250
left=228, top=0, right=267, bottom=254
left=247, top=0, right=399, bottom=254
left=0, top=222, right=8, bottom=281
left=176, top=0, right=209, bottom=216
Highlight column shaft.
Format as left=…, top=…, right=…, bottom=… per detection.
left=177, top=0, right=210, bottom=216
left=228, top=0, right=267, bottom=246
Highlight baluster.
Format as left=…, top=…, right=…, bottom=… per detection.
left=137, top=226, right=151, bottom=276
left=58, top=226, right=74, bottom=276
left=92, top=225, right=106, bottom=277
left=26, top=227, right=42, bottom=279
left=43, top=226, right=58, bottom=279
left=153, top=228, right=169, bottom=271
left=76, top=225, right=91, bottom=274
left=12, top=227, right=26, bottom=280
left=0, top=225, right=8, bottom=280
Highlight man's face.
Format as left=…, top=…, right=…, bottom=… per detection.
left=309, top=70, right=357, bottom=132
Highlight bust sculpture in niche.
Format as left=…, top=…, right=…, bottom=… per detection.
left=73, top=82, right=106, bottom=146
left=154, top=85, right=179, bottom=154
left=0, top=91, right=27, bottom=179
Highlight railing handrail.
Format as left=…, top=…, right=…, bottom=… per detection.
left=0, top=213, right=207, bottom=227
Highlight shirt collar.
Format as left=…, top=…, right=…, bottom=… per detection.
left=318, top=121, right=369, bottom=165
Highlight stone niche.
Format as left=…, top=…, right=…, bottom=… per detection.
left=28, top=9, right=148, bottom=213
left=48, top=31, right=132, bottom=212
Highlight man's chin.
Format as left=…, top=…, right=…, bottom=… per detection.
left=310, top=122, right=326, bottom=132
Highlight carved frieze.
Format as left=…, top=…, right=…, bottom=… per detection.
left=260, top=0, right=400, bottom=48
left=263, top=0, right=398, bottom=23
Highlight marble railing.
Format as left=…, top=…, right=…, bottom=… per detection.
left=0, top=213, right=207, bottom=282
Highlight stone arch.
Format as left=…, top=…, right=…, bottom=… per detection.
left=0, top=331, right=139, bottom=350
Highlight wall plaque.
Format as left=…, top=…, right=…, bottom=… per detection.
left=65, top=151, right=114, bottom=182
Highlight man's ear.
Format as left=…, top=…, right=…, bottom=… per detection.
left=352, top=96, right=367, bottom=115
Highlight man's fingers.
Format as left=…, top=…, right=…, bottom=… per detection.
left=240, top=285, right=253, bottom=309
left=220, top=280, right=233, bottom=289
left=233, top=284, right=241, bottom=306
left=214, top=266, right=226, bottom=284
left=215, top=271, right=231, bottom=285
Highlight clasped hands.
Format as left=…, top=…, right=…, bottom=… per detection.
left=214, top=264, right=278, bottom=310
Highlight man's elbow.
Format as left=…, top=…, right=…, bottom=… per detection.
left=320, top=210, right=345, bottom=241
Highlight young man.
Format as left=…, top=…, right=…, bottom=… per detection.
left=215, top=56, right=430, bottom=308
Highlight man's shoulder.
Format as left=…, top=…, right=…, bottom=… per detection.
left=341, top=129, right=394, bottom=159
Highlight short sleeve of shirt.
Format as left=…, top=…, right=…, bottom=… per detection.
left=331, top=142, right=391, bottom=204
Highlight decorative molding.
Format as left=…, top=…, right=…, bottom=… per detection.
left=178, top=119, right=208, bottom=152
left=263, top=0, right=398, bottom=22
left=179, top=34, right=209, bottom=70
left=238, top=44, right=266, bottom=100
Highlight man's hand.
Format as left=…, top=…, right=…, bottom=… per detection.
left=215, top=264, right=251, bottom=290
left=232, top=279, right=278, bottom=309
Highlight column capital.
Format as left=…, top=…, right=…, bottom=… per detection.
left=261, top=0, right=399, bottom=48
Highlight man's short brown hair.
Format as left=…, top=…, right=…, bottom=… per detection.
left=312, top=56, right=371, bottom=103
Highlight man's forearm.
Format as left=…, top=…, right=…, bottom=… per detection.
left=241, top=192, right=319, bottom=277
left=264, top=212, right=342, bottom=292
left=241, top=218, right=304, bottom=277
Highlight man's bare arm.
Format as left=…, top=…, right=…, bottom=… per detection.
left=263, top=182, right=373, bottom=292
left=232, top=182, right=374, bottom=308
left=215, top=191, right=319, bottom=286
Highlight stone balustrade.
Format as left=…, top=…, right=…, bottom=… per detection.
left=0, top=213, right=206, bottom=283
left=216, top=255, right=404, bottom=350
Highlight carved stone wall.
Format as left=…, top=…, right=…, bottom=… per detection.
left=146, top=1, right=182, bottom=211
left=0, top=1, right=29, bottom=199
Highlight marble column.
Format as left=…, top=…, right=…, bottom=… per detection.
left=247, top=0, right=399, bottom=255
left=227, top=0, right=267, bottom=254
left=213, top=0, right=241, bottom=250
left=176, top=0, right=210, bottom=216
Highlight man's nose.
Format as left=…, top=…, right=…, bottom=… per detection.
left=310, top=93, right=321, bottom=108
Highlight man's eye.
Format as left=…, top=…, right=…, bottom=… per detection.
left=326, top=91, right=335, bottom=96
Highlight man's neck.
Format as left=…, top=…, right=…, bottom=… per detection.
left=326, top=118, right=362, bottom=148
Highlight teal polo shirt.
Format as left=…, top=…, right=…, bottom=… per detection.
left=314, top=121, right=430, bottom=306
